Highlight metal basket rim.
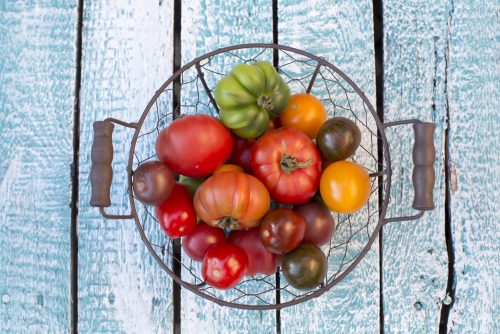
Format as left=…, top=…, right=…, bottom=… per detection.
left=125, top=43, right=392, bottom=310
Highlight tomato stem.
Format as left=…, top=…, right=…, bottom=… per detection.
left=257, top=95, right=274, bottom=110
left=213, top=216, right=240, bottom=230
left=280, top=154, right=313, bottom=174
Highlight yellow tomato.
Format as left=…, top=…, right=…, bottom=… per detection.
left=280, top=93, right=328, bottom=139
left=213, top=164, right=244, bottom=174
left=320, top=161, right=371, bottom=214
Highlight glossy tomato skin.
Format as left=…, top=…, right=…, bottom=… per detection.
left=156, top=115, right=233, bottom=177
left=229, top=227, right=279, bottom=276
left=155, top=183, right=197, bottom=238
left=294, top=202, right=335, bottom=246
left=202, top=243, right=248, bottom=289
left=228, top=135, right=254, bottom=173
left=282, top=244, right=327, bottom=290
left=194, top=172, right=270, bottom=230
left=280, top=93, right=327, bottom=139
left=316, top=117, right=361, bottom=162
left=259, top=208, right=306, bottom=254
left=251, top=128, right=322, bottom=205
left=132, top=161, right=175, bottom=205
left=182, top=222, right=226, bottom=261
left=320, top=161, right=371, bottom=214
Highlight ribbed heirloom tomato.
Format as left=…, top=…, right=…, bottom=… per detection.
left=193, top=172, right=271, bottom=230
left=250, top=128, right=322, bottom=204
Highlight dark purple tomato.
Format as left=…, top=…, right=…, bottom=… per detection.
left=282, top=244, right=327, bottom=290
left=229, top=227, right=279, bottom=276
left=294, top=202, right=335, bottom=246
left=316, top=117, right=361, bottom=162
left=259, top=208, right=305, bottom=254
left=182, top=222, right=226, bottom=261
left=133, top=161, right=175, bottom=205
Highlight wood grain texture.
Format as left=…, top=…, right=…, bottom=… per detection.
left=446, top=1, right=499, bottom=332
left=0, top=1, right=76, bottom=332
left=278, top=1, right=380, bottom=333
left=78, top=1, right=174, bottom=332
left=179, top=1, right=277, bottom=333
left=382, top=1, right=449, bottom=332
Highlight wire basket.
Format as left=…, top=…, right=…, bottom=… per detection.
left=90, top=44, right=436, bottom=310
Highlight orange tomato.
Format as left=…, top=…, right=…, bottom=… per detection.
left=193, top=172, right=270, bottom=230
left=280, top=93, right=327, bottom=139
left=213, top=164, right=244, bottom=174
left=320, top=161, right=371, bottom=214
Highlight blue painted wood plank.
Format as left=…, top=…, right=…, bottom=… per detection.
left=0, top=1, right=76, bottom=332
left=446, top=1, right=499, bottom=332
left=382, top=1, right=449, bottom=332
left=78, top=1, right=175, bottom=332
left=278, top=1, right=380, bottom=333
left=179, top=1, right=277, bottom=332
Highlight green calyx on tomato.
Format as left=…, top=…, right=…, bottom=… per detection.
left=280, top=154, right=313, bottom=174
left=214, top=61, right=291, bottom=139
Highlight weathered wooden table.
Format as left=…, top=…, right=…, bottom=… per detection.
left=0, top=0, right=498, bottom=333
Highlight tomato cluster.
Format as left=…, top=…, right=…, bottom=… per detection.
left=132, top=61, right=371, bottom=291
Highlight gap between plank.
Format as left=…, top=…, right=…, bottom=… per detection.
left=172, top=0, right=182, bottom=333
left=70, top=0, right=84, bottom=333
left=439, top=6, right=456, bottom=330
left=372, top=0, right=384, bottom=333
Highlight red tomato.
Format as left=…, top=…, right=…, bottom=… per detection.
left=202, top=243, right=248, bottom=289
left=182, top=222, right=226, bottom=261
left=294, top=202, right=335, bottom=246
left=156, top=115, right=233, bottom=177
left=229, top=227, right=279, bottom=276
left=228, top=135, right=254, bottom=173
left=154, top=183, right=197, bottom=238
left=250, top=128, right=322, bottom=204
left=259, top=208, right=306, bottom=254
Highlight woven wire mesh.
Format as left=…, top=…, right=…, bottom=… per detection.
left=128, top=45, right=390, bottom=309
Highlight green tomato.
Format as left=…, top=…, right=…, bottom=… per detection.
left=215, top=61, right=290, bottom=139
left=282, top=244, right=327, bottom=290
left=178, top=175, right=205, bottom=199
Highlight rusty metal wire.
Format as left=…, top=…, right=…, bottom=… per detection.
left=127, top=44, right=391, bottom=310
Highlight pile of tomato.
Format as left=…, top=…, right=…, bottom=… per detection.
left=132, top=61, right=371, bottom=291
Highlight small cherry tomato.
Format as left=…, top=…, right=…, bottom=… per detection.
left=213, top=164, right=244, bottom=174
left=280, top=93, right=327, bottom=139
left=316, top=117, right=361, bottom=162
left=229, top=227, right=279, bottom=276
left=182, top=222, right=226, bottom=261
left=295, top=202, right=335, bottom=246
left=202, top=243, right=248, bottom=289
left=155, top=183, right=197, bottom=238
left=259, top=208, right=305, bottom=254
left=132, top=161, right=174, bottom=205
left=282, top=244, right=327, bottom=290
left=320, top=161, right=371, bottom=214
